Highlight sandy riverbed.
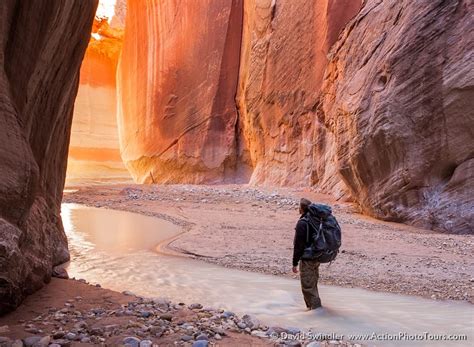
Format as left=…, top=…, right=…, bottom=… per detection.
left=63, top=183, right=473, bottom=303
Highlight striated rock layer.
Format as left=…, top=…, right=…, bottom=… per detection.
left=0, top=0, right=97, bottom=313
left=117, top=0, right=245, bottom=184
left=237, top=0, right=361, bottom=190
left=316, top=0, right=474, bottom=233
left=67, top=17, right=130, bottom=183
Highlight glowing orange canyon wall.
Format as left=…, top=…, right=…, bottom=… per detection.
left=117, top=0, right=245, bottom=184
left=67, top=3, right=130, bottom=184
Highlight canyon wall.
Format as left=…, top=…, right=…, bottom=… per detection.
left=67, top=17, right=130, bottom=184
left=117, top=0, right=472, bottom=232
left=117, top=0, right=361, bottom=189
left=316, top=0, right=473, bottom=233
left=237, top=0, right=361, bottom=191
left=117, top=0, right=245, bottom=184
left=0, top=0, right=97, bottom=313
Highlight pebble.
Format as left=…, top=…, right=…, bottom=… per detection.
left=160, top=313, right=173, bottom=321
left=139, top=340, right=153, bottom=347
left=181, top=335, right=193, bottom=342
left=221, top=311, right=235, bottom=319
left=12, top=340, right=24, bottom=347
left=192, top=341, right=209, bottom=347
left=237, top=322, right=246, bottom=329
left=33, top=336, right=51, bottom=347
left=65, top=332, right=77, bottom=341
left=306, top=342, right=321, bottom=347
left=251, top=330, right=268, bottom=338
left=73, top=321, right=88, bottom=330
left=242, top=314, right=260, bottom=330
left=49, top=339, right=70, bottom=346
left=140, top=310, right=152, bottom=318
left=23, top=336, right=42, bottom=347
left=195, top=334, right=208, bottom=341
left=149, top=326, right=164, bottom=337
left=123, top=336, right=141, bottom=347
left=152, top=297, right=170, bottom=310
left=188, top=303, right=203, bottom=310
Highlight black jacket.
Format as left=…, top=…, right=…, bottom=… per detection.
left=292, top=214, right=313, bottom=266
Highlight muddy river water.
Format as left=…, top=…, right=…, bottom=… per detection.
left=62, top=204, right=473, bottom=346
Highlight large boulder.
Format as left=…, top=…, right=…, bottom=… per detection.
left=0, top=0, right=97, bottom=313
left=117, top=0, right=245, bottom=184
left=317, top=0, right=474, bottom=232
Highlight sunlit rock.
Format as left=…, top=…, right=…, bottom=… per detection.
left=67, top=13, right=130, bottom=183
left=117, top=0, right=245, bottom=184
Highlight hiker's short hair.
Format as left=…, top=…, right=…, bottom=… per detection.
left=300, top=198, right=312, bottom=213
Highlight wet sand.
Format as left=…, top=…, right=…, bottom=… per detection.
left=63, top=183, right=473, bottom=303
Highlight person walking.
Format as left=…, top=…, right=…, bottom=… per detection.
left=292, top=198, right=322, bottom=310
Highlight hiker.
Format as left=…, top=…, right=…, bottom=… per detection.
left=292, top=198, right=342, bottom=310
left=292, top=198, right=322, bottom=309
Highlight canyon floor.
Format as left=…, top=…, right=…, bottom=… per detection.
left=2, top=183, right=472, bottom=346
left=63, top=183, right=473, bottom=304
left=0, top=278, right=273, bottom=346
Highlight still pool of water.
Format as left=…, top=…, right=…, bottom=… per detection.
left=62, top=204, right=473, bottom=346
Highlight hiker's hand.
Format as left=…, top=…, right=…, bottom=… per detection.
left=292, top=266, right=298, bottom=274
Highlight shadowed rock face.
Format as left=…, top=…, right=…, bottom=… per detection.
left=117, top=0, right=245, bottom=184
left=0, top=0, right=97, bottom=313
left=317, top=0, right=474, bottom=233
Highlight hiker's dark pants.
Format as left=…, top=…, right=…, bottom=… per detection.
left=299, top=260, right=321, bottom=308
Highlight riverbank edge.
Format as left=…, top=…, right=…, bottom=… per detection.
left=0, top=277, right=359, bottom=347
left=63, top=196, right=473, bottom=305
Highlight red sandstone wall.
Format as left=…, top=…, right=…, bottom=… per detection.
left=316, top=0, right=474, bottom=233
left=116, top=0, right=472, bottom=232
left=236, top=0, right=361, bottom=190
left=0, top=0, right=98, bottom=313
left=117, top=0, right=244, bottom=184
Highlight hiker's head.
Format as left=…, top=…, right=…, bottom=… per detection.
left=299, top=198, right=312, bottom=215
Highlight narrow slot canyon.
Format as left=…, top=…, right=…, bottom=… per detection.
left=66, top=0, right=129, bottom=185
left=0, top=0, right=472, bottom=344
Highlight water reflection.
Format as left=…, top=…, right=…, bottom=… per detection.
left=62, top=204, right=473, bottom=346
